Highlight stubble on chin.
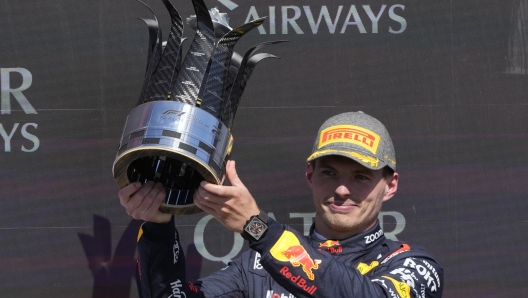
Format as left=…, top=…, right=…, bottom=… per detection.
left=320, top=209, right=362, bottom=233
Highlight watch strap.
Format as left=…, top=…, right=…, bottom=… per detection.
left=257, top=210, right=269, bottom=223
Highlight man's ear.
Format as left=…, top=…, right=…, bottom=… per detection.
left=306, top=162, right=314, bottom=190
left=382, top=172, right=399, bottom=202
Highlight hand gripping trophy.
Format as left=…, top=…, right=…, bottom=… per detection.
left=112, top=0, right=285, bottom=215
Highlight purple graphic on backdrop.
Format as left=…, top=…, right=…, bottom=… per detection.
left=78, top=215, right=141, bottom=298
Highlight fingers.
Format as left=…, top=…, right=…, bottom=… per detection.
left=193, top=191, right=218, bottom=216
left=225, top=160, right=243, bottom=187
left=118, top=182, right=142, bottom=205
left=120, top=181, right=171, bottom=223
left=128, top=183, right=164, bottom=218
left=122, top=181, right=153, bottom=209
left=192, top=160, right=259, bottom=233
left=122, top=181, right=155, bottom=214
left=200, top=180, right=231, bottom=197
left=201, top=162, right=246, bottom=197
left=194, top=184, right=224, bottom=213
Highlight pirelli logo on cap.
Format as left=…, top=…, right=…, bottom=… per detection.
left=318, top=125, right=380, bottom=154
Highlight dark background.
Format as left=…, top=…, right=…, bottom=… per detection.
left=1, top=0, right=527, bottom=297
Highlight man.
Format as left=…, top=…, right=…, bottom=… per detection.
left=119, top=111, right=444, bottom=297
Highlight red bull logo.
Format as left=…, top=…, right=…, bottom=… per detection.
left=281, top=245, right=321, bottom=280
left=270, top=231, right=322, bottom=295
left=279, top=266, right=318, bottom=295
left=318, top=240, right=343, bottom=254
left=319, top=240, right=340, bottom=248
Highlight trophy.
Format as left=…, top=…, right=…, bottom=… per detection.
left=112, top=0, right=286, bottom=215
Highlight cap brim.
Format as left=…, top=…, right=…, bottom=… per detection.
left=306, top=148, right=387, bottom=170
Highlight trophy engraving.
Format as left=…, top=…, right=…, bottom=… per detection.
left=112, top=0, right=286, bottom=215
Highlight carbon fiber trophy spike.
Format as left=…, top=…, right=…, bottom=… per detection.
left=176, top=37, right=188, bottom=74
left=199, top=18, right=266, bottom=118
left=144, top=0, right=184, bottom=102
left=170, top=0, right=215, bottom=105
left=222, top=40, right=288, bottom=127
left=136, top=17, right=162, bottom=105
left=187, top=8, right=232, bottom=38
left=113, top=0, right=285, bottom=215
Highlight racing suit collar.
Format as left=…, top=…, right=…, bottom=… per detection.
left=309, top=221, right=386, bottom=254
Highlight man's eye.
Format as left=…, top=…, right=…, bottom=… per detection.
left=321, top=170, right=335, bottom=176
left=356, top=175, right=369, bottom=180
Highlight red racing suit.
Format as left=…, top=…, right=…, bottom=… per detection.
left=136, top=217, right=443, bottom=297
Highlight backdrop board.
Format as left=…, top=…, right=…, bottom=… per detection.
left=1, top=0, right=528, bottom=297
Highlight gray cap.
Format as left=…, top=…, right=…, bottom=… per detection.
left=306, top=112, right=396, bottom=171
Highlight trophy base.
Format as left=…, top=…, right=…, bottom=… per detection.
left=160, top=203, right=202, bottom=215
left=113, top=101, right=232, bottom=215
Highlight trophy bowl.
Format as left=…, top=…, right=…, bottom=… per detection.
left=113, top=101, right=232, bottom=215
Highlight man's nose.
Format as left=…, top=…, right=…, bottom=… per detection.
left=334, top=183, right=351, bottom=198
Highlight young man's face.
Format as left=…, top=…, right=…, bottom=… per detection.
left=306, top=155, right=398, bottom=239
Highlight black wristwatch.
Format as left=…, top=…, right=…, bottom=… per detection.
left=241, top=211, right=269, bottom=243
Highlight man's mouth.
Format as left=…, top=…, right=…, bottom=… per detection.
left=327, top=200, right=357, bottom=212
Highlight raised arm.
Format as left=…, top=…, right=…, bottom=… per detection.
left=192, top=161, right=443, bottom=298
left=119, top=181, right=249, bottom=297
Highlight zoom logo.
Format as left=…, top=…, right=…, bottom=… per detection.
left=365, top=229, right=383, bottom=244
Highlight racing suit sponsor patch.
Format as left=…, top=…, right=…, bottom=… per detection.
left=188, top=282, right=199, bottom=293
left=381, top=244, right=410, bottom=264
left=318, top=240, right=340, bottom=248
left=254, top=252, right=263, bottom=270
left=279, top=266, right=317, bottom=295
left=270, top=231, right=322, bottom=280
left=420, top=259, right=441, bottom=290
left=365, top=228, right=384, bottom=244
left=389, top=267, right=417, bottom=289
left=318, top=240, right=342, bottom=254
left=173, top=231, right=180, bottom=264
left=372, top=279, right=400, bottom=298
left=382, top=275, right=411, bottom=298
left=137, top=223, right=144, bottom=242
left=169, top=279, right=186, bottom=298
left=266, top=290, right=296, bottom=298
left=357, top=261, right=379, bottom=275
left=403, top=257, right=439, bottom=292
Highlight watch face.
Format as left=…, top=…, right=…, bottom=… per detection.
left=245, top=217, right=268, bottom=240
left=249, top=221, right=264, bottom=234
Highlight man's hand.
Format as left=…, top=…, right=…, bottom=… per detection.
left=194, top=160, right=260, bottom=233
left=118, top=181, right=172, bottom=224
